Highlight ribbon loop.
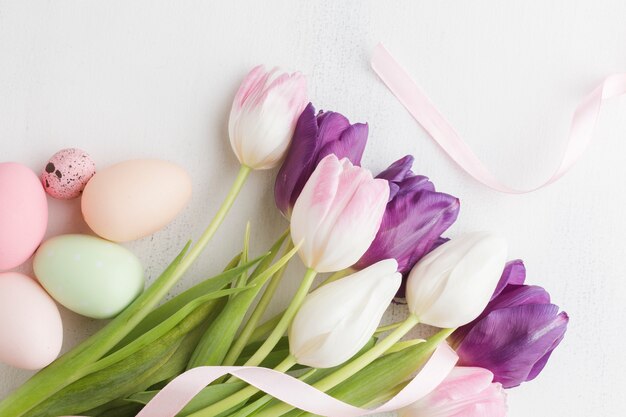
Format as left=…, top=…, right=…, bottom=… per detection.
left=371, top=43, right=626, bottom=194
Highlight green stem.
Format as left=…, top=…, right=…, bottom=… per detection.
left=248, top=267, right=350, bottom=343
left=255, top=314, right=420, bottom=417
left=187, top=355, right=297, bottom=417
left=321, top=268, right=354, bottom=285
left=249, top=313, right=281, bottom=343
left=374, top=321, right=404, bottom=335
left=177, top=165, right=251, bottom=276
left=242, top=268, right=318, bottom=367
left=223, top=238, right=294, bottom=368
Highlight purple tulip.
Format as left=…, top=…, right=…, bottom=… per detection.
left=452, top=260, right=569, bottom=388
left=274, top=103, right=368, bottom=217
left=353, top=155, right=460, bottom=296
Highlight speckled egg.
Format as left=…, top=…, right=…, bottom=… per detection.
left=41, top=148, right=96, bottom=199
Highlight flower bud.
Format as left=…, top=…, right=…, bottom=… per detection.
left=406, top=232, right=507, bottom=328
left=354, top=155, right=460, bottom=289
left=229, top=65, right=307, bottom=170
left=290, top=154, right=389, bottom=273
left=398, top=367, right=507, bottom=417
left=289, top=259, right=401, bottom=368
left=274, top=103, right=368, bottom=218
left=452, top=260, right=569, bottom=388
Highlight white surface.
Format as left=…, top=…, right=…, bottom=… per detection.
left=1, top=1, right=626, bottom=416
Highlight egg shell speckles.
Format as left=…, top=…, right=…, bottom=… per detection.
left=41, top=148, right=96, bottom=199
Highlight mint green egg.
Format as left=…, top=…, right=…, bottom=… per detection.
left=33, top=234, right=144, bottom=319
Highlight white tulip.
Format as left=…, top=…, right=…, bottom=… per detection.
left=290, top=154, right=389, bottom=273
left=289, top=259, right=401, bottom=368
left=228, top=65, right=307, bottom=170
left=406, top=232, right=507, bottom=328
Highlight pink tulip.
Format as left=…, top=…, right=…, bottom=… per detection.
left=399, top=366, right=507, bottom=417
left=290, top=154, right=389, bottom=272
left=229, top=65, right=307, bottom=170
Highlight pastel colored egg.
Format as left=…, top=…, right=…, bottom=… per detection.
left=81, top=159, right=192, bottom=242
left=33, top=234, right=144, bottom=319
left=41, top=148, right=96, bottom=200
left=0, top=272, right=63, bottom=370
left=0, top=162, right=48, bottom=271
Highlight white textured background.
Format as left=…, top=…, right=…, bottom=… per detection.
left=2, top=1, right=626, bottom=416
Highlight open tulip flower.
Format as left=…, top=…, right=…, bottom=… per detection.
left=406, top=232, right=508, bottom=328
left=291, top=153, right=389, bottom=273
left=274, top=103, right=368, bottom=217
left=354, top=155, right=460, bottom=296
left=229, top=65, right=307, bottom=170
left=451, top=260, right=569, bottom=388
left=398, top=366, right=507, bottom=417
left=289, top=259, right=401, bottom=368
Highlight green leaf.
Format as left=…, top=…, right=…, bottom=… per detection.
left=88, top=286, right=249, bottom=374
left=112, top=254, right=265, bottom=352
left=25, top=300, right=221, bottom=416
left=235, top=222, right=252, bottom=289
left=186, top=242, right=299, bottom=369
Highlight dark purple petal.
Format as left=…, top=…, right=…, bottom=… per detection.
left=394, top=175, right=434, bottom=197
left=356, top=189, right=460, bottom=278
left=315, top=111, right=351, bottom=151
left=456, top=304, right=569, bottom=388
left=376, top=155, right=414, bottom=182
left=274, top=103, right=318, bottom=216
left=318, top=123, right=368, bottom=167
left=526, top=312, right=568, bottom=381
left=489, top=285, right=551, bottom=310
left=453, top=284, right=552, bottom=343
left=492, top=260, right=526, bottom=299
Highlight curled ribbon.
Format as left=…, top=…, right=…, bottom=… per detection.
left=371, top=43, right=626, bottom=194
left=133, top=344, right=457, bottom=417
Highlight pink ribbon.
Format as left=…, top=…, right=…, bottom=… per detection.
left=133, top=344, right=457, bottom=417
left=371, top=43, right=626, bottom=194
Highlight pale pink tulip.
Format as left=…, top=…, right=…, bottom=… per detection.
left=399, top=366, right=507, bottom=417
left=229, top=65, right=307, bottom=170
left=290, top=154, right=389, bottom=272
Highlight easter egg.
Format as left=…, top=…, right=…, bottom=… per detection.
left=0, top=162, right=48, bottom=271
left=41, top=148, right=96, bottom=200
left=81, top=159, right=192, bottom=242
left=33, top=234, right=144, bottom=319
left=0, top=272, right=63, bottom=370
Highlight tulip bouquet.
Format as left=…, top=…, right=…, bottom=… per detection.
left=0, top=65, right=568, bottom=417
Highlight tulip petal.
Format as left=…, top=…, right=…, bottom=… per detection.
left=229, top=66, right=307, bottom=170
left=456, top=304, right=569, bottom=388
left=289, top=259, right=401, bottom=368
left=399, top=366, right=507, bottom=417
left=313, top=169, right=389, bottom=272
left=291, top=155, right=341, bottom=268
left=525, top=311, right=569, bottom=381
left=492, top=259, right=526, bottom=299
left=356, top=190, right=459, bottom=275
left=376, top=155, right=415, bottom=182
left=275, top=103, right=319, bottom=216
left=316, top=111, right=351, bottom=150
left=407, top=232, right=508, bottom=328
left=318, top=122, right=368, bottom=168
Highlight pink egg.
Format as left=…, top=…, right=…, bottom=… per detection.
left=41, top=148, right=96, bottom=199
left=0, top=162, right=48, bottom=270
left=0, top=272, right=63, bottom=370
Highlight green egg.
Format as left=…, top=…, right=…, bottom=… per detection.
left=33, top=234, right=144, bottom=319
